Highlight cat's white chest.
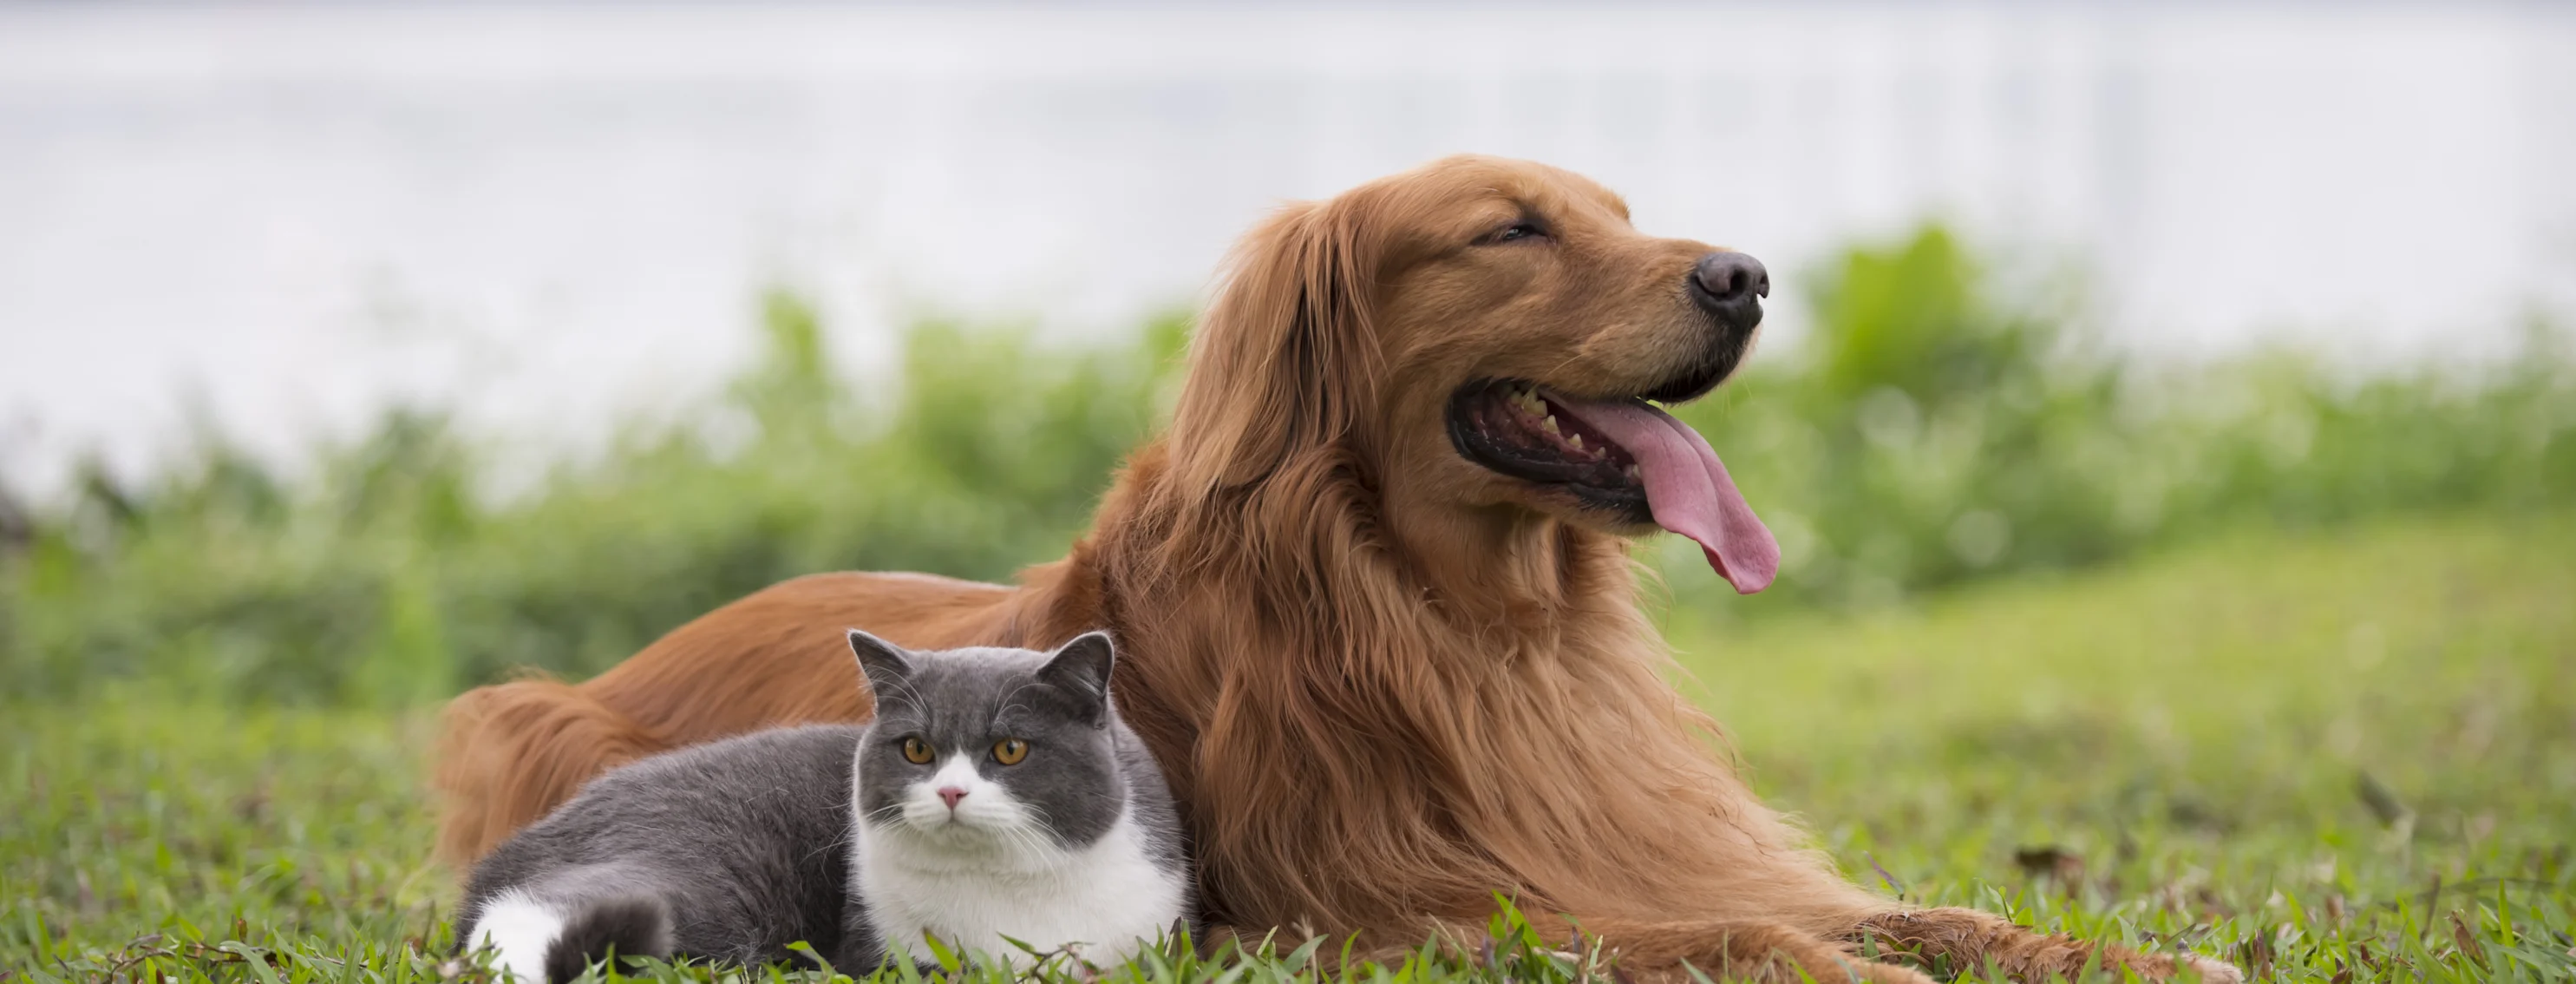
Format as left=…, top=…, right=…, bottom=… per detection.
left=857, top=815, right=1186, bottom=967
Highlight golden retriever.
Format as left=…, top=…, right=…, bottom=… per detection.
left=436, top=156, right=2239, bottom=983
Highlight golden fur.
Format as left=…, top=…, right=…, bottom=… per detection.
left=437, top=157, right=2237, bottom=983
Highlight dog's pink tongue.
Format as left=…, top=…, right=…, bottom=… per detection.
left=1553, top=397, right=1780, bottom=594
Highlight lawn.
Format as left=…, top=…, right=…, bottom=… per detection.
left=5, top=511, right=2572, bottom=982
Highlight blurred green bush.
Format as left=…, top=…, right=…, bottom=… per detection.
left=3, top=228, right=2570, bottom=704
left=0, top=296, right=1187, bottom=704
left=1670, top=229, right=2576, bottom=608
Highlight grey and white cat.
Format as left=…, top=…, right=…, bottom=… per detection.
left=456, top=630, right=1194, bottom=982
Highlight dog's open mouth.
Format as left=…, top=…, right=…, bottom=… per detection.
left=1448, top=379, right=1649, bottom=513
left=1448, top=378, right=1781, bottom=594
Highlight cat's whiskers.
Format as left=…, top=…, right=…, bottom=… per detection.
left=861, top=801, right=911, bottom=829
left=983, top=804, right=1079, bottom=871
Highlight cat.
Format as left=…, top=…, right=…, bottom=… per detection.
left=455, top=630, right=1195, bottom=982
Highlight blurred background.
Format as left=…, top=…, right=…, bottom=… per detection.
left=5, top=5, right=2575, bottom=977
left=5, top=1, right=2575, bottom=699
left=8, top=4, right=2575, bottom=488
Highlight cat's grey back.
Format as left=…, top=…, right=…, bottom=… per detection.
left=460, top=725, right=872, bottom=969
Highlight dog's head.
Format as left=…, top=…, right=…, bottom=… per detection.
left=1165, top=155, right=1778, bottom=593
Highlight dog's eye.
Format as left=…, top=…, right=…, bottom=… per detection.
left=1485, top=222, right=1546, bottom=245
left=900, top=738, right=935, bottom=764
left=992, top=738, right=1029, bottom=765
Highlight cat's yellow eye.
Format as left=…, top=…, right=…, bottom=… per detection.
left=992, top=738, right=1029, bottom=765
left=900, top=738, right=935, bottom=764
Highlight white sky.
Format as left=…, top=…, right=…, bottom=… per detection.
left=3, top=3, right=2572, bottom=492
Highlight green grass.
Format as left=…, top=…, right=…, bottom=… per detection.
left=1668, top=510, right=2576, bottom=980
left=6, top=512, right=2573, bottom=981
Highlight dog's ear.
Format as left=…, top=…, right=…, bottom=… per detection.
left=845, top=629, right=914, bottom=701
left=1166, top=197, right=1389, bottom=492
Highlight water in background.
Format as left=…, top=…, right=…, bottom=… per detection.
left=4, top=3, right=2573, bottom=490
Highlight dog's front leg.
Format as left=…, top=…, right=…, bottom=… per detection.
left=1850, top=908, right=2243, bottom=982
left=1563, top=915, right=1937, bottom=984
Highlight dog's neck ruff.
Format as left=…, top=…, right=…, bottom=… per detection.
left=1041, top=438, right=1865, bottom=944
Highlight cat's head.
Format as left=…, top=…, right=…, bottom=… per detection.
left=846, top=630, right=1129, bottom=856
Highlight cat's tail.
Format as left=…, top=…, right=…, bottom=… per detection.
left=543, top=895, right=675, bottom=983
left=465, top=890, right=674, bottom=984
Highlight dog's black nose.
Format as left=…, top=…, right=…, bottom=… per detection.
left=1690, top=252, right=1769, bottom=312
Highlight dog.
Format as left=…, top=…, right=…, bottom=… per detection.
left=437, top=156, right=2240, bottom=983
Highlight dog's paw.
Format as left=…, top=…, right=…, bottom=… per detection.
left=2173, top=953, right=2246, bottom=984
left=1850, top=961, right=1939, bottom=984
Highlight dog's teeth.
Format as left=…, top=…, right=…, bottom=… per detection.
left=1567, top=435, right=1584, bottom=450
left=1625, top=464, right=1640, bottom=480
left=1542, top=416, right=1560, bottom=435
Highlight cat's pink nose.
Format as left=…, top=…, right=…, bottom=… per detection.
left=937, top=786, right=968, bottom=810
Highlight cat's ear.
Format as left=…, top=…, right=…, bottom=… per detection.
left=846, top=629, right=915, bottom=699
left=1036, top=631, right=1117, bottom=725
